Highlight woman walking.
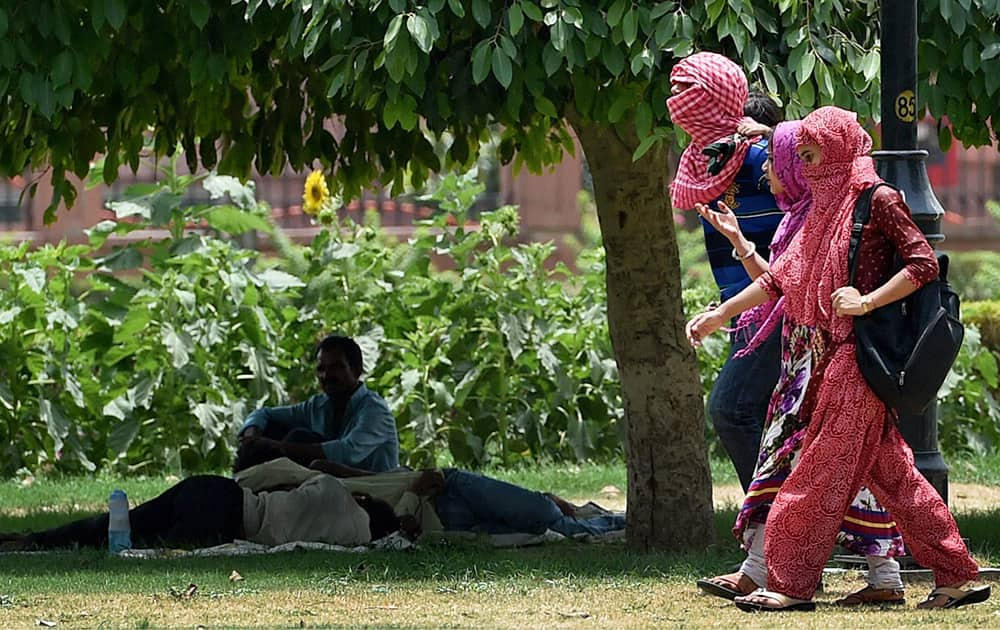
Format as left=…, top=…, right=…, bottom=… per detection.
left=686, top=106, right=989, bottom=611
left=694, top=119, right=906, bottom=606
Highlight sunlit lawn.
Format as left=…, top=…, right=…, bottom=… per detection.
left=1, top=456, right=999, bottom=628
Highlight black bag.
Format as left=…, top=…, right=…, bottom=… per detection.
left=847, top=183, right=964, bottom=416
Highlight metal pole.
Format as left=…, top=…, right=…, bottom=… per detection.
left=873, top=0, right=949, bottom=503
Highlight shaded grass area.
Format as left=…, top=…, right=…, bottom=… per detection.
left=0, top=513, right=998, bottom=628
left=1, top=462, right=1000, bottom=628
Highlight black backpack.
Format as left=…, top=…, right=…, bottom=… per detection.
left=847, top=183, right=964, bottom=416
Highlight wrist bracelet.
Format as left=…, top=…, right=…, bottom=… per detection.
left=731, top=241, right=756, bottom=261
left=861, top=296, right=872, bottom=314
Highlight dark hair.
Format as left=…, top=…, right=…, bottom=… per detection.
left=315, top=335, right=364, bottom=374
left=744, top=89, right=784, bottom=129
left=355, top=494, right=401, bottom=541
left=232, top=438, right=284, bottom=473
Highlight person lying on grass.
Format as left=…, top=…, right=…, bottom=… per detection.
left=234, top=451, right=625, bottom=541
left=237, top=335, right=399, bottom=473
left=0, top=471, right=401, bottom=552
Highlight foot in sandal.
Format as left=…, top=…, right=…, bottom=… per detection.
left=696, top=572, right=759, bottom=600
left=916, top=583, right=991, bottom=610
left=833, top=585, right=906, bottom=607
left=733, top=588, right=816, bottom=612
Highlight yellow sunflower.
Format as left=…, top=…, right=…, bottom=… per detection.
left=302, top=170, right=329, bottom=216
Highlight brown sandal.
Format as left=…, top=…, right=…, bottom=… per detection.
left=833, top=585, right=905, bottom=607
left=696, top=572, right=759, bottom=600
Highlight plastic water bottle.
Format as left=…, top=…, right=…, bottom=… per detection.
left=108, top=489, right=132, bottom=554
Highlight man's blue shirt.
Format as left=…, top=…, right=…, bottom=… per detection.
left=240, top=384, right=399, bottom=472
left=700, top=139, right=783, bottom=301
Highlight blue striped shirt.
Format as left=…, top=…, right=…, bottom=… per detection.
left=239, top=384, right=399, bottom=472
left=701, top=140, right=783, bottom=301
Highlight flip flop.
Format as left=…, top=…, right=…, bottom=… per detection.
left=696, top=573, right=758, bottom=601
left=833, top=585, right=905, bottom=607
left=916, top=585, right=991, bottom=610
left=734, top=589, right=816, bottom=612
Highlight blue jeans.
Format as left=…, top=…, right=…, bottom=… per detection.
left=434, top=470, right=625, bottom=537
left=707, top=324, right=782, bottom=492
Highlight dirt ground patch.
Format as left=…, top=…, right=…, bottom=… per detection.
left=573, top=482, right=1000, bottom=513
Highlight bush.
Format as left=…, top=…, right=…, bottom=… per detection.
left=938, top=324, right=1000, bottom=455
left=964, top=300, right=1000, bottom=355
left=947, top=251, right=1000, bottom=302
left=0, top=167, right=624, bottom=475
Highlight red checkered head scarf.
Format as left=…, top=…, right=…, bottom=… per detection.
left=769, top=106, right=881, bottom=341
left=666, top=52, right=750, bottom=210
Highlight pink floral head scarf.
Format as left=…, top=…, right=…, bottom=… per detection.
left=769, top=106, right=880, bottom=340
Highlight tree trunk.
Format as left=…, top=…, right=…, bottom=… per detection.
left=570, top=117, right=714, bottom=551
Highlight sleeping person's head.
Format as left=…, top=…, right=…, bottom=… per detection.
left=352, top=493, right=401, bottom=541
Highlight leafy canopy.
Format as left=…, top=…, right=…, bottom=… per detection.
left=0, top=1, right=998, bottom=220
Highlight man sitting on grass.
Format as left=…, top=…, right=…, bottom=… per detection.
left=235, top=453, right=625, bottom=541
left=0, top=471, right=401, bottom=552
left=237, top=335, right=399, bottom=472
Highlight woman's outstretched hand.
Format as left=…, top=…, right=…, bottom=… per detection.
left=686, top=308, right=726, bottom=348
left=694, top=202, right=743, bottom=245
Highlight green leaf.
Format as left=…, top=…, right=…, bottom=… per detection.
left=535, top=95, right=558, bottom=118
left=491, top=47, right=513, bottom=88
left=16, top=268, right=46, bottom=294
left=634, top=101, right=653, bottom=139
left=815, top=61, right=834, bottom=100
left=975, top=347, right=999, bottom=388
left=472, top=42, right=491, bottom=84
left=384, top=14, right=403, bottom=49
left=602, top=42, right=625, bottom=76
left=542, top=43, right=562, bottom=76
left=607, top=0, right=627, bottom=27
left=204, top=205, right=273, bottom=235
left=937, top=125, right=953, bottom=152
left=621, top=10, right=638, bottom=47
left=550, top=19, right=567, bottom=51
left=161, top=323, right=193, bottom=369
left=40, top=399, right=70, bottom=454
left=939, top=0, right=953, bottom=21
left=796, top=51, right=817, bottom=85
left=472, top=0, right=492, bottom=27
left=91, top=0, right=106, bottom=31
left=447, top=0, right=465, bottom=18
left=861, top=50, right=880, bottom=82
left=508, top=4, right=524, bottom=35
left=257, top=268, right=306, bottom=291
left=105, top=0, right=127, bottom=31
left=607, top=89, right=632, bottom=123
left=203, top=174, right=257, bottom=209
left=107, top=419, right=140, bottom=456
left=654, top=13, right=676, bottom=47
left=190, top=0, right=210, bottom=29
left=52, top=51, right=74, bottom=87
left=0, top=382, right=14, bottom=411
left=97, top=247, right=144, bottom=271
left=407, top=14, right=433, bottom=53
left=982, top=43, right=1000, bottom=61
left=499, top=312, right=528, bottom=359
left=108, top=200, right=152, bottom=220
left=521, top=1, right=543, bottom=21
left=650, top=3, right=672, bottom=20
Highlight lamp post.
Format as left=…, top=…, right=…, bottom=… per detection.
left=873, top=0, right=949, bottom=503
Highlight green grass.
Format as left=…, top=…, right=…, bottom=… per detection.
left=948, top=452, right=1000, bottom=485
left=1, top=459, right=1000, bottom=628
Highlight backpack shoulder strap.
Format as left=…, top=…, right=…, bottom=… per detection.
left=848, top=183, right=896, bottom=286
